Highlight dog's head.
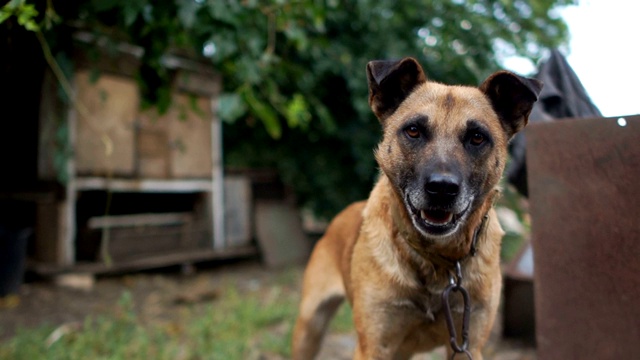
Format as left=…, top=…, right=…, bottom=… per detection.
left=367, top=57, right=542, bottom=240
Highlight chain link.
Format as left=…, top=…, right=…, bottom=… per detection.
left=450, top=349, right=473, bottom=360
left=442, top=260, right=473, bottom=360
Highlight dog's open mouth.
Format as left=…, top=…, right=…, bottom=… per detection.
left=420, top=209, right=454, bottom=226
left=406, top=197, right=468, bottom=236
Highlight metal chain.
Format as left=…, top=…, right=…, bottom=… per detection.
left=442, top=261, right=473, bottom=360
left=450, top=350, right=473, bottom=360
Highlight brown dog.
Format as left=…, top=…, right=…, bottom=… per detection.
left=292, top=57, right=542, bottom=360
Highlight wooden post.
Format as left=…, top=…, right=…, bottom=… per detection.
left=62, top=85, right=78, bottom=266
left=210, top=98, right=225, bottom=250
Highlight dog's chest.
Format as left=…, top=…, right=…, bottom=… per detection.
left=392, top=285, right=467, bottom=323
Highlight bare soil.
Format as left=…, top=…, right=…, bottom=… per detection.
left=0, top=260, right=535, bottom=359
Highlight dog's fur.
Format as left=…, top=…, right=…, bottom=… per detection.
left=292, top=57, right=542, bottom=360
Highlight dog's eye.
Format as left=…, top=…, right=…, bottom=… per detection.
left=470, top=132, right=485, bottom=146
left=405, top=125, right=420, bottom=139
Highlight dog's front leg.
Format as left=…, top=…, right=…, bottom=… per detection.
left=351, top=301, right=413, bottom=360
left=354, top=345, right=415, bottom=360
left=352, top=328, right=405, bottom=360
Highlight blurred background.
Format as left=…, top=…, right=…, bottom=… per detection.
left=0, top=0, right=637, bottom=359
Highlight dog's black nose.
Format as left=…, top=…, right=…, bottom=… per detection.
left=425, top=173, right=460, bottom=198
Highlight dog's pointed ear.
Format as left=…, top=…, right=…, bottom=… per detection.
left=479, top=71, right=543, bottom=138
left=367, top=57, right=427, bottom=121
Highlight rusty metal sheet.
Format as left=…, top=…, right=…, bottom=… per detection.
left=526, top=115, right=640, bottom=359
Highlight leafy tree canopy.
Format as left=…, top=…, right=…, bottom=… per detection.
left=2, top=0, right=574, bottom=218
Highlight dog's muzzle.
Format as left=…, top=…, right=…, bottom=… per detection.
left=404, top=173, right=471, bottom=237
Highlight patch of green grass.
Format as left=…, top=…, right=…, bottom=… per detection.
left=0, top=291, right=180, bottom=360
left=0, top=326, right=54, bottom=360
left=188, top=285, right=298, bottom=359
left=329, top=302, right=353, bottom=333
left=0, top=268, right=356, bottom=360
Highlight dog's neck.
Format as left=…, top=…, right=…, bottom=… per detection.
left=362, top=175, right=501, bottom=289
left=383, top=174, right=498, bottom=265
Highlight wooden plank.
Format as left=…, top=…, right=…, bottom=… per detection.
left=87, top=212, right=192, bottom=229
left=75, top=177, right=213, bottom=192
left=211, top=98, right=225, bottom=250
left=136, top=103, right=170, bottom=179
left=173, top=69, right=221, bottom=97
left=73, top=31, right=219, bottom=78
left=135, top=94, right=214, bottom=179
left=35, top=202, right=62, bottom=263
left=168, top=94, right=213, bottom=178
left=136, top=127, right=170, bottom=178
left=63, top=86, right=78, bottom=266
left=106, top=225, right=198, bottom=262
left=0, top=191, right=56, bottom=202
left=224, top=176, right=252, bottom=246
left=37, top=71, right=63, bottom=180
left=28, top=246, right=258, bottom=275
left=74, top=71, right=138, bottom=176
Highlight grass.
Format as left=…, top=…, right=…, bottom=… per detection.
left=0, top=268, right=354, bottom=360
left=2, top=292, right=183, bottom=360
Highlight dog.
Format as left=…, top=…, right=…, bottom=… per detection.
left=292, top=57, right=542, bottom=360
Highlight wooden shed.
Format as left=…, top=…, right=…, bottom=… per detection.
left=32, top=33, right=255, bottom=274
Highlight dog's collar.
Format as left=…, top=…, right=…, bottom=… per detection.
left=459, top=188, right=500, bottom=261
left=468, top=213, right=490, bottom=258
left=400, top=209, right=491, bottom=270
left=434, top=211, right=490, bottom=266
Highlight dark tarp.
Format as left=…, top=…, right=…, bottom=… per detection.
left=506, top=49, right=602, bottom=196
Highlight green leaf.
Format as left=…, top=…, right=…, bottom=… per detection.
left=6, top=0, right=23, bottom=11
left=207, top=1, right=240, bottom=27
left=217, top=92, right=247, bottom=123
left=283, top=23, right=309, bottom=51
left=23, top=19, right=39, bottom=31
left=284, top=93, right=311, bottom=129
left=308, top=97, right=337, bottom=134
left=241, top=87, right=281, bottom=139
left=43, top=3, right=61, bottom=29
left=176, top=0, right=201, bottom=28
left=123, top=2, right=144, bottom=26
left=0, top=10, right=12, bottom=24
left=15, top=3, right=38, bottom=31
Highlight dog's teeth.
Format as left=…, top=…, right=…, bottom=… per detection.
left=420, top=210, right=453, bottom=225
left=444, top=213, right=453, bottom=223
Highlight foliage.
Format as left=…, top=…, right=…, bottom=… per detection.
left=217, top=0, right=575, bottom=217
left=1, top=0, right=40, bottom=31
left=497, top=180, right=531, bottom=261
left=1, top=0, right=575, bottom=218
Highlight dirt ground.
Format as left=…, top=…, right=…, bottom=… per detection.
left=0, top=259, right=535, bottom=359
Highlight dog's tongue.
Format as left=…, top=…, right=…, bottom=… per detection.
left=420, top=209, right=453, bottom=225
